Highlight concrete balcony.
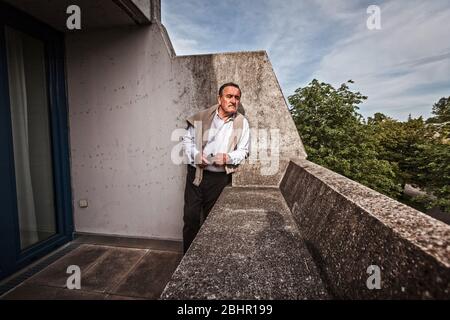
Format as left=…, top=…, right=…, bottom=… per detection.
left=162, top=159, right=450, bottom=299
left=1, top=0, right=448, bottom=300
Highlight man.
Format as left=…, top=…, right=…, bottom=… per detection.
left=182, top=82, right=250, bottom=253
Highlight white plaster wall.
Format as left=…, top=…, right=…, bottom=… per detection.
left=66, top=24, right=184, bottom=240
left=65, top=22, right=306, bottom=240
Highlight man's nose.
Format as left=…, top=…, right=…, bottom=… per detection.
left=230, top=97, right=236, bottom=104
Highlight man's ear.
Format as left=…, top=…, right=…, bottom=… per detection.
left=217, top=95, right=221, bottom=105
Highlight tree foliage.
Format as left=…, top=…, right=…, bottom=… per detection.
left=289, top=79, right=401, bottom=198
left=426, top=96, right=450, bottom=140
left=428, top=96, right=450, bottom=123
left=407, top=142, right=450, bottom=211
left=289, top=79, right=450, bottom=213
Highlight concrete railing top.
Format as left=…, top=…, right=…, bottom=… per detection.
left=161, top=185, right=332, bottom=299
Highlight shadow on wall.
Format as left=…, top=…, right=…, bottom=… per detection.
left=186, top=55, right=218, bottom=114
left=238, top=103, right=246, bottom=116
left=177, top=54, right=248, bottom=120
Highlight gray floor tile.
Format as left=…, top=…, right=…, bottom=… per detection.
left=112, top=250, right=182, bottom=299
left=27, top=244, right=109, bottom=288
left=82, top=247, right=148, bottom=293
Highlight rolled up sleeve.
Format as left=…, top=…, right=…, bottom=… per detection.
left=228, top=118, right=250, bottom=165
left=182, top=125, right=200, bottom=165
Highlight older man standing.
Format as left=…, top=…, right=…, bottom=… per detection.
left=182, top=82, right=250, bottom=253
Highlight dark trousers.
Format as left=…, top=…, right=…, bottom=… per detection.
left=183, top=165, right=231, bottom=254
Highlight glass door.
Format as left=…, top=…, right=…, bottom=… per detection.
left=5, top=26, right=57, bottom=250
left=0, top=3, right=73, bottom=281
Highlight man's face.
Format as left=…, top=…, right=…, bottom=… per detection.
left=218, top=86, right=241, bottom=115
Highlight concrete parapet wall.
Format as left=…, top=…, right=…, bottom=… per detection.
left=280, top=159, right=450, bottom=299
left=173, top=51, right=306, bottom=187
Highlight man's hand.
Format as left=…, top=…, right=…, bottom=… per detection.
left=199, top=154, right=210, bottom=168
left=213, top=153, right=229, bottom=166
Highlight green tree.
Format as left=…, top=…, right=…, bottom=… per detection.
left=289, top=79, right=401, bottom=198
left=406, top=141, right=450, bottom=212
left=367, top=112, right=390, bottom=124
left=426, top=96, right=450, bottom=141
left=427, top=96, right=450, bottom=123
left=369, top=115, right=432, bottom=185
left=354, top=99, right=450, bottom=213
left=289, top=82, right=449, bottom=213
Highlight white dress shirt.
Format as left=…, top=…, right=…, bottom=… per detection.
left=183, top=109, right=250, bottom=172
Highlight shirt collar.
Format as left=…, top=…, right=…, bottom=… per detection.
left=215, top=108, right=236, bottom=123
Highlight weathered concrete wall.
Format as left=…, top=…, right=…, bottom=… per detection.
left=114, top=0, right=153, bottom=25
left=173, top=52, right=306, bottom=187
left=66, top=22, right=304, bottom=239
left=130, top=0, right=151, bottom=21
left=280, top=159, right=450, bottom=299
left=150, top=0, right=161, bottom=22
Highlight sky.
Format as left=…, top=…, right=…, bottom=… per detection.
left=161, top=0, right=450, bottom=121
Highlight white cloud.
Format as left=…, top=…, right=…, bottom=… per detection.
left=312, top=0, right=450, bottom=119
left=162, top=0, right=450, bottom=120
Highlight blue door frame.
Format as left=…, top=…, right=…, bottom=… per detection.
left=0, top=2, right=74, bottom=281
